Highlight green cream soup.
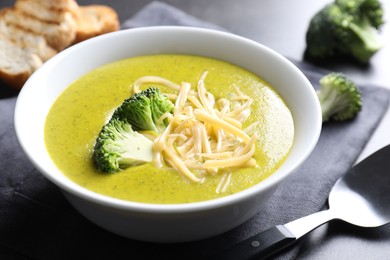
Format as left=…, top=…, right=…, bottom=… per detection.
left=45, top=55, right=294, bottom=204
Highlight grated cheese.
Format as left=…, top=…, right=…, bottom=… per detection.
left=131, top=71, right=259, bottom=193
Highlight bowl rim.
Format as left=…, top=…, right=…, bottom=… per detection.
left=14, top=26, right=322, bottom=214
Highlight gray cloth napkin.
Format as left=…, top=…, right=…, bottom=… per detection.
left=121, top=1, right=226, bottom=31
left=1, top=2, right=390, bottom=260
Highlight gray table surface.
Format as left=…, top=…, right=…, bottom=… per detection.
left=1, top=0, right=390, bottom=259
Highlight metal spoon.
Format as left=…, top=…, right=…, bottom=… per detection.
left=219, top=144, right=390, bottom=260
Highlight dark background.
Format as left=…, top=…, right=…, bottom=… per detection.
left=1, top=0, right=389, bottom=259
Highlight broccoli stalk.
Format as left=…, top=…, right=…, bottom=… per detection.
left=93, top=118, right=154, bottom=173
left=113, top=87, right=174, bottom=133
left=317, top=72, right=362, bottom=122
left=305, top=0, right=384, bottom=63
left=348, top=15, right=382, bottom=62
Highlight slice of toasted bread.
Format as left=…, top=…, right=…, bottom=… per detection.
left=0, top=35, right=42, bottom=89
left=0, top=20, right=57, bottom=62
left=15, top=0, right=79, bottom=23
left=73, top=5, right=119, bottom=43
left=0, top=7, right=76, bottom=51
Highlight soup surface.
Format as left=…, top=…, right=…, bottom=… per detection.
left=45, top=54, right=294, bottom=204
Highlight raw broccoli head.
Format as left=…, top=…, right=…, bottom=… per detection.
left=305, top=4, right=344, bottom=59
left=93, top=118, right=153, bottom=173
left=305, top=0, right=384, bottom=63
left=336, top=0, right=384, bottom=28
left=113, top=87, right=174, bottom=133
left=317, top=72, right=362, bottom=122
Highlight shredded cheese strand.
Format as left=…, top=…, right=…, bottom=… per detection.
left=193, top=109, right=251, bottom=143
left=132, top=76, right=181, bottom=94
left=163, top=149, right=202, bottom=183
left=203, top=144, right=256, bottom=168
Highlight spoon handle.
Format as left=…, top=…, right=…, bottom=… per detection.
left=216, top=209, right=335, bottom=259
left=216, top=225, right=296, bottom=260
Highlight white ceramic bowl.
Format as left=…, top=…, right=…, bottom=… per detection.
left=14, top=26, right=321, bottom=243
